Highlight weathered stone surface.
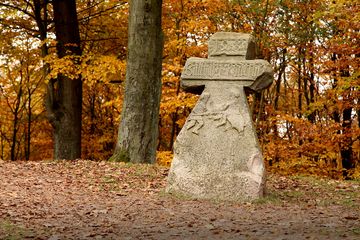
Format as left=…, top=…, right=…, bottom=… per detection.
left=208, top=32, right=256, bottom=59
left=166, top=32, right=273, bottom=202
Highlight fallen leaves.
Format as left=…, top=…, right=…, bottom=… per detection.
left=0, top=160, right=359, bottom=239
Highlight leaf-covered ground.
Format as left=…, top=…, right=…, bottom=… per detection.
left=0, top=160, right=359, bottom=240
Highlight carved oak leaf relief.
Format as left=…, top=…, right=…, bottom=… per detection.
left=186, top=87, right=246, bottom=135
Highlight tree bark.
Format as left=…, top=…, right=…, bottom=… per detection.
left=297, top=46, right=303, bottom=119
left=340, top=68, right=354, bottom=178
left=307, top=40, right=316, bottom=123
left=341, top=106, right=354, bottom=178
left=111, top=0, right=163, bottom=163
left=47, top=0, right=82, bottom=160
left=274, top=48, right=286, bottom=111
left=10, top=84, right=23, bottom=161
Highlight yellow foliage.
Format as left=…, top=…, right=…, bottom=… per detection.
left=156, top=151, right=173, bottom=167
left=44, top=54, right=125, bottom=84
left=81, top=54, right=126, bottom=85
left=44, top=55, right=82, bottom=81
left=351, top=167, right=360, bottom=180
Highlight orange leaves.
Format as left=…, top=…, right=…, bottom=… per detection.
left=156, top=151, right=173, bottom=167
left=261, top=111, right=359, bottom=179
left=43, top=54, right=126, bottom=84
left=81, top=54, right=126, bottom=85
left=161, top=92, right=197, bottom=116
left=162, top=62, right=183, bottom=76
left=44, top=55, right=82, bottom=81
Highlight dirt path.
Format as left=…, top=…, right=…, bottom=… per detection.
left=0, top=160, right=359, bottom=239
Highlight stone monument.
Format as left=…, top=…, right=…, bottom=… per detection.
left=166, top=32, right=274, bottom=202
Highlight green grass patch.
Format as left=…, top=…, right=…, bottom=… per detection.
left=352, top=228, right=360, bottom=235
left=0, top=220, right=33, bottom=240
left=252, top=192, right=281, bottom=205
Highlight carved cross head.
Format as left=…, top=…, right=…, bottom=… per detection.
left=181, top=32, right=273, bottom=94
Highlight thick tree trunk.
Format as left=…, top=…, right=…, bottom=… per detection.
left=111, top=0, right=163, bottom=163
left=47, top=0, right=82, bottom=160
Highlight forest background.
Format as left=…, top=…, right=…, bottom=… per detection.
left=0, top=0, right=359, bottom=179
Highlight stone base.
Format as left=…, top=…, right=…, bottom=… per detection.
left=166, top=146, right=266, bottom=202
left=166, top=83, right=266, bottom=202
left=166, top=155, right=266, bottom=202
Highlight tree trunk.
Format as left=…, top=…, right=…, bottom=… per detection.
left=308, top=41, right=316, bottom=123
left=169, top=80, right=181, bottom=151
left=25, top=66, right=32, bottom=161
left=10, top=68, right=24, bottom=161
left=341, top=106, right=354, bottom=178
left=274, top=48, right=286, bottom=111
left=340, top=68, right=354, bottom=178
left=297, top=46, right=303, bottom=119
left=111, top=0, right=163, bottom=163
left=47, top=0, right=82, bottom=160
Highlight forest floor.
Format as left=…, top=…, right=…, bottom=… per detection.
left=0, top=160, right=359, bottom=240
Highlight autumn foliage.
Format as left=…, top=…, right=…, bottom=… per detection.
left=0, top=0, right=359, bottom=179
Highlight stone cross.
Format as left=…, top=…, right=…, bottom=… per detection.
left=166, top=32, right=273, bottom=202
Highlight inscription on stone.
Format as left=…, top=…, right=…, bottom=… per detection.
left=166, top=32, right=274, bottom=202
left=182, top=59, right=272, bottom=80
